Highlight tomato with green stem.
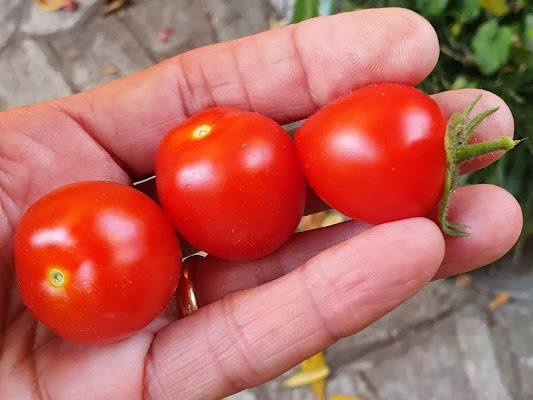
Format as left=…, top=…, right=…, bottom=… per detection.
left=14, top=181, right=182, bottom=344
left=294, top=83, right=517, bottom=235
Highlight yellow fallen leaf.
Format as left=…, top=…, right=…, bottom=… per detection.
left=298, top=212, right=326, bottom=231
left=269, top=17, right=289, bottom=30
left=33, top=0, right=67, bottom=11
left=301, top=352, right=327, bottom=370
left=101, top=65, right=117, bottom=75
left=329, top=396, right=366, bottom=400
left=480, top=0, right=509, bottom=16
left=282, top=366, right=330, bottom=388
left=455, top=274, right=472, bottom=287
left=301, top=352, right=328, bottom=400
left=489, top=292, right=511, bottom=310
left=100, top=0, right=128, bottom=16
left=311, top=380, right=326, bottom=400
left=321, top=211, right=345, bottom=227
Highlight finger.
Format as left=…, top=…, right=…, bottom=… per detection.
left=185, top=184, right=520, bottom=306
left=431, top=184, right=523, bottom=280
left=431, top=89, right=515, bottom=173
left=54, top=8, right=439, bottom=177
left=191, top=220, right=371, bottom=306
left=144, top=218, right=445, bottom=399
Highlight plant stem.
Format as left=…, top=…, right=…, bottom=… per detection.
left=455, top=137, right=518, bottom=163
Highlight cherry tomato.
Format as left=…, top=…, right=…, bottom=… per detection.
left=155, top=107, right=307, bottom=260
left=294, top=83, right=447, bottom=224
left=14, top=181, right=181, bottom=344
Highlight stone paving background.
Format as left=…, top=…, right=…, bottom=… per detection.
left=1, top=1, right=532, bottom=399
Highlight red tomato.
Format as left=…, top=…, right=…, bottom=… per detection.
left=294, top=83, right=447, bottom=224
left=156, top=107, right=307, bottom=260
left=14, top=181, right=181, bottom=344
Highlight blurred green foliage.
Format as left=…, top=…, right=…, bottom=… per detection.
left=293, top=0, right=533, bottom=262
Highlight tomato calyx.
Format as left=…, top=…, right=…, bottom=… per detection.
left=439, top=94, right=520, bottom=236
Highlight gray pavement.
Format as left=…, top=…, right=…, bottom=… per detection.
left=1, top=1, right=532, bottom=399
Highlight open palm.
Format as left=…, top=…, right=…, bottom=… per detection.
left=0, top=9, right=522, bottom=400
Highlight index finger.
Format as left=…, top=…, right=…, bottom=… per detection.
left=55, top=8, right=440, bottom=177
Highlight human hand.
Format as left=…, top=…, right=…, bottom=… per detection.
left=0, top=8, right=522, bottom=400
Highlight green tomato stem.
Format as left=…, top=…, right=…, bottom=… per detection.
left=455, top=136, right=518, bottom=163
left=437, top=96, right=521, bottom=237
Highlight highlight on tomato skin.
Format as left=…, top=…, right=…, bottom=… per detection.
left=14, top=181, right=182, bottom=345
left=155, top=107, right=307, bottom=261
left=294, top=83, right=448, bottom=225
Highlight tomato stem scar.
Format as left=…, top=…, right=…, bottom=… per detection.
left=193, top=125, right=211, bottom=138
left=49, top=268, right=65, bottom=287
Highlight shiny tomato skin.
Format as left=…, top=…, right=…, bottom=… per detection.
left=295, top=83, right=447, bottom=225
left=155, top=107, right=307, bottom=261
left=14, top=181, right=181, bottom=344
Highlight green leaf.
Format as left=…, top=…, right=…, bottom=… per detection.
left=449, top=0, right=481, bottom=22
left=291, top=0, right=320, bottom=23
left=472, top=21, right=513, bottom=75
left=511, top=46, right=533, bottom=66
left=450, top=75, right=480, bottom=89
left=340, top=0, right=359, bottom=12
left=480, top=0, right=509, bottom=16
left=414, top=0, right=450, bottom=16
left=525, top=13, right=533, bottom=48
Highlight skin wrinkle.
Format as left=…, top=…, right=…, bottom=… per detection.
left=181, top=52, right=240, bottom=106
left=0, top=196, right=15, bottom=265
left=202, top=311, right=243, bottom=398
left=141, top=340, right=160, bottom=400
left=193, top=312, right=234, bottom=400
left=196, top=58, right=217, bottom=111
left=178, top=58, right=199, bottom=119
left=2, top=362, right=42, bottom=400
left=1, top=311, right=36, bottom=393
left=6, top=271, right=25, bottom=327
left=230, top=43, right=254, bottom=113
left=30, top=342, right=47, bottom=400
left=173, top=57, right=194, bottom=120
left=0, top=105, right=130, bottom=218
left=299, top=236, right=412, bottom=338
left=290, top=26, right=320, bottom=114
left=201, top=297, right=283, bottom=399
left=0, top=129, right=41, bottom=220
left=0, top=266, right=6, bottom=356
left=54, top=103, right=133, bottom=180
left=32, top=322, right=57, bottom=351
left=300, top=263, right=342, bottom=343
left=142, top=351, right=159, bottom=400
left=214, top=295, right=266, bottom=391
left=176, top=46, right=247, bottom=110
left=145, top=312, right=214, bottom=399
